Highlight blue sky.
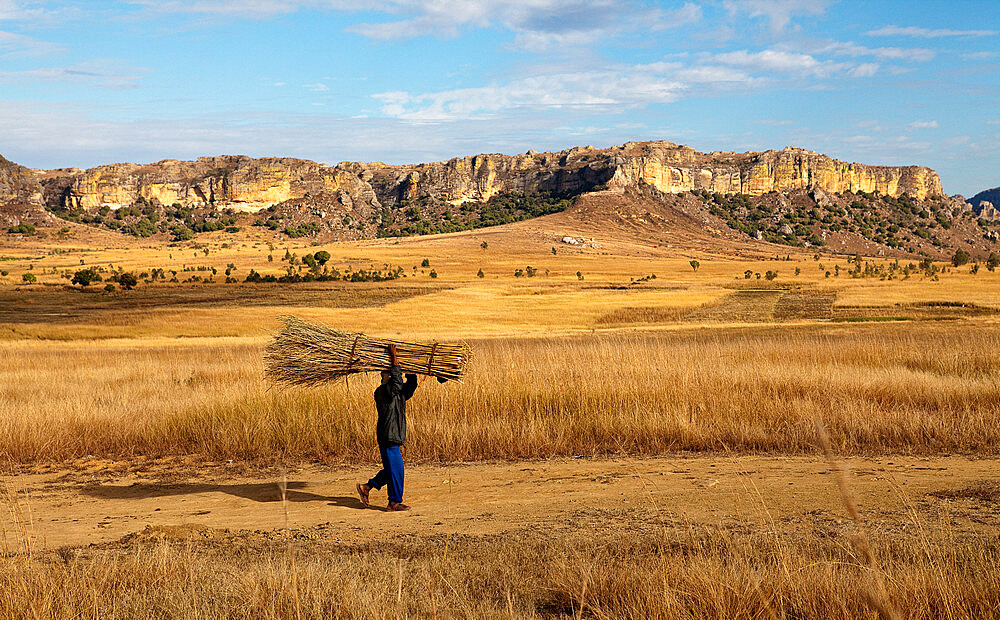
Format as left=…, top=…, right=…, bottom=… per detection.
left=0, top=0, right=997, bottom=195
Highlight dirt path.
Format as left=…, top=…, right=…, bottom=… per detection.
left=4, top=455, right=998, bottom=551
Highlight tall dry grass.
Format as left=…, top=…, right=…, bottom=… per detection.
left=2, top=522, right=998, bottom=618
left=2, top=322, right=1000, bottom=463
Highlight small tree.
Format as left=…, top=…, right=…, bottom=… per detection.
left=689, top=260, right=700, bottom=272
left=314, top=251, right=331, bottom=265
left=421, top=258, right=430, bottom=267
left=104, top=283, right=115, bottom=293
left=952, top=248, right=971, bottom=267
left=551, top=247, right=557, bottom=255
left=22, top=273, right=36, bottom=283
left=576, top=271, right=584, bottom=281
left=744, top=270, right=752, bottom=279
left=987, top=252, right=999, bottom=272
left=7, top=223, right=36, bottom=235
left=72, top=268, right=101, bottom=287
left=480, top=241, right=488, bottom=250
left=429, top=269, right=438, bottom=278
left=477, top=268, right=485, bottom=278
left=119, top=272, right=138, bottom=290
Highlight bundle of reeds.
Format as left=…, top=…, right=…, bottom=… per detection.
left=264, top=315, right=470, bottom=387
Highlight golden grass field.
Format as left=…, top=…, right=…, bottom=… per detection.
left=3, top=216, right=1000, bottom=618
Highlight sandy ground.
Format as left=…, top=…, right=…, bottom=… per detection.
left=3, top=455, right=998, bottom=552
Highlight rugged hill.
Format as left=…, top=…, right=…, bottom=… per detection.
left=0, top=154, right=53, bottom=228
left=3, top=141, right=995, bottom=259
left=969, top=187, right=1000, bottom=219
left=36, top=140, right=943, bottom=214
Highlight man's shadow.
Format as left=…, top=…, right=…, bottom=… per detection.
left=80, top=481, right=375, bottom=509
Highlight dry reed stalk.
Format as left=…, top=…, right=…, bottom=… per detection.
left=815, top=421, right=901, bottom=620
left=264, top=316, right=470, bottom=387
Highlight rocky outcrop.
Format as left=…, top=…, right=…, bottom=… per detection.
left=28, top=141, right=946, bottom=224
left=969, top=187, right=1000, bottom=217
left=0, top=154, right=52, bottom=228
left=354, top=141, right=943, bottom=207
left=354, top=145, right=616, bottom=206
left=977, top=201, right=1000, bottom=221
left=45, top=156, right=379, bottom=214
left=604, top=142, right=943, bottom=200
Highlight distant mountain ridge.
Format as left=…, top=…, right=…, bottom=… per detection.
left=4, top=141, right=995, bottom=262
left=28, top=141, right=945, bottom=218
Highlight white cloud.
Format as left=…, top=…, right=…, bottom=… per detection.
left=723, top=0, right=829, bottom=32
left=128, top=0, right=311, bottom=19
left=304, top=82, right=329, bottom=92
left=711, top=49, right=839, bottom=76
left=908, top=120, right=939, bottom=129
left=0, top=0, right=48, bottom=21
left=0, top=29, right=61, bottom=57
left=866, top=25, right=997, bottom=38
left=373, top=65, right=687, bottom=120
left=816, top=40, right=935, bottom=62
left=650, top=2, right=702, bottom=31
left=0, top=59, right=149, bottom=89
left=962, top=51, right=999, bottom=60
left=848, top=62, right=878, bottom=77
left=135, top=0, right=696, bottom=49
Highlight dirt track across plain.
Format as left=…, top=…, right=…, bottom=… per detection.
left=4, top=455, right=998, bottom=551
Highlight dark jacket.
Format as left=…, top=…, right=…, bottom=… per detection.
left=375, top=366, right=417, bottom=446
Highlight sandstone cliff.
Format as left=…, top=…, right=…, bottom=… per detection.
left=969, top=187, right=1000, bottom=219
left=33, top=141, right=944, bottom=218
left=604, top=142, right=944, bottom=200
left=42, top=156, right=379, bottom=215
left=0, top=154, right=52, bottom=228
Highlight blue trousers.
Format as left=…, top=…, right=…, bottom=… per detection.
left=368, top=444, right=404, bottom=503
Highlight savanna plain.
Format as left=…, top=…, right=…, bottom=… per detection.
left=2, top=220, right=1000, bottom=619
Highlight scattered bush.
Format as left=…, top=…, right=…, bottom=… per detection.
left=71, top=268, right=102, bottom=287
left=7, top=223, right=35, bottom=235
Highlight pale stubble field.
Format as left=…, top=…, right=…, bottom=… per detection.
left=3, top=231, right=1000, bottom=618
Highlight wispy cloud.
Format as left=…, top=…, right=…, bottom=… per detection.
left=908, top=120, right=939, bottom=129
left=0, top=0, right=47, bottom=21
left=723, top=0, right=829, bottom=32
left=815, top=40, right=935, bottom=62
left=710, top=49, right=842, bottom=76
left=0, top=29, right=61, bottom=57
left=866, top=25, right=997, bottom=38
left=374, top=64, right=688, bottom=120
left=127, top=0, right=311, bottom=19
left=962, top=51, right=998, bottom=60
left=0, top=59, right=149, bottom=89
left=371, top=46, right=885, bottom=121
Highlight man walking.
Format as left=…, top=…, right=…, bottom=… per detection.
left=357, top=344, right=417, bottom=512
